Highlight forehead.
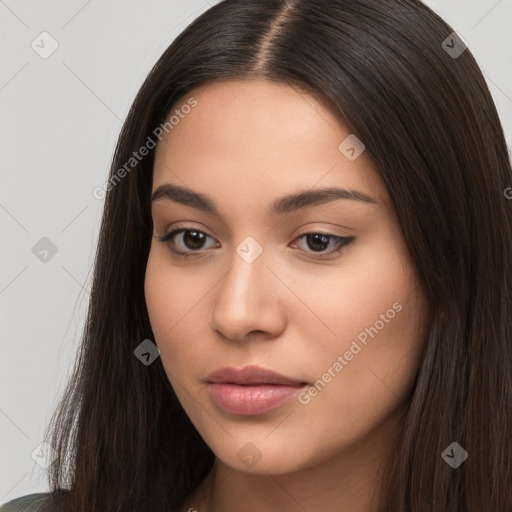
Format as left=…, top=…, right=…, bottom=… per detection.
left=156, top=79, right=343, bottom=158
left=152, top=79, right=388, bottom=209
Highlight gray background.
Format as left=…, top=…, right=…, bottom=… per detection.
left=1, top=0, right=511, bottom=503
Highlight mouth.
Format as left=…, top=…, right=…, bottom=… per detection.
left=205, top=365, right=308, bottom=415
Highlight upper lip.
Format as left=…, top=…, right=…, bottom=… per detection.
left=206, top=365, right=306, bottom=386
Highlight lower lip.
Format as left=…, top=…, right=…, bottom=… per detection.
left=207, top=383, right=306, bottom=415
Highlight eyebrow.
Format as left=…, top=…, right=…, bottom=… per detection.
left=151, top=183, right=378, bottom=216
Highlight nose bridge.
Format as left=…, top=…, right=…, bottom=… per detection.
left=219, top=237, right=269, bottom=312
left=210, top=236, right=284, bottom=340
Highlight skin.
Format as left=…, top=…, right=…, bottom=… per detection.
left=144, top=79, right=429, bottom=512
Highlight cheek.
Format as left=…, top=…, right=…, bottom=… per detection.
left=325, top=295, right=424, bottom=402
left=289, top=293, right=425, bottom=466
left=144, top=250, right=211, bottom=375
left=288, top=230, right=423, bottom=363
left=293, top=233, right=426, bottom=414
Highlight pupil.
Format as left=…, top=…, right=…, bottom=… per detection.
left=307, top=233, right=329, bottom=252
left=184, top=231, right=205, bottom=249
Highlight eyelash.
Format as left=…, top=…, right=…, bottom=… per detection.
left=157, top=227, right=355, bottom=260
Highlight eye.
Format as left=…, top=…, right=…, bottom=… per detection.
left=157, top=228, right=218, bottom=259
left=157, top=227, right=355, bottom=260
left=290, top=232, right=355, bottom=259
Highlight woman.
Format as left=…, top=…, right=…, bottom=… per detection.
left=2, top=0, right=511, bottom=510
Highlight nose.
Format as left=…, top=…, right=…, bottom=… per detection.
left=209, top=246, right=287, bottom=343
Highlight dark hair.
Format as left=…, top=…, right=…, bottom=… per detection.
left=44, top=0, right=512, bottom=511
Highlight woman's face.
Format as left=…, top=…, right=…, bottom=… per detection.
left=145, top=79, right=428, bottom=475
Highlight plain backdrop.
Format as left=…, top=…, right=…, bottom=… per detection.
left=1, top=0, right=512, bottom=503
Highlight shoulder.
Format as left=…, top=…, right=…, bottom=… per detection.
left=0, top=493, right=54, bottom=512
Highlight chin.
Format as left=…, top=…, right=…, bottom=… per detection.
left=210, top=436, right=321, bottom=476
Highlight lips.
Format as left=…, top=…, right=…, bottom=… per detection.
left=205, top=365, right=308, bottom=415
left=206, top=365, right=306, bottom=386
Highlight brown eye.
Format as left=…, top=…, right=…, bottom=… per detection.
left=157, top=228, right=218, bottom=258
left=291, top=233, right=355, bottom=258
left=180, top=230, right=207, bottom=250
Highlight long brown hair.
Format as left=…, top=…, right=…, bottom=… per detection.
left=44, top=0, right=512, bottom=510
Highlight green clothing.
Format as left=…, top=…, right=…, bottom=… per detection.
left=0, top=493, right=53, bottom=512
